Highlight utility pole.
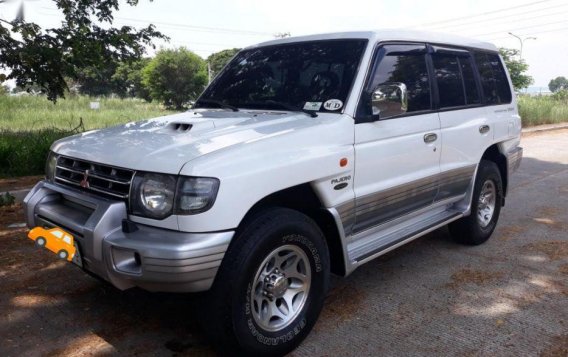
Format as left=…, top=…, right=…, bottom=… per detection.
left=508, top=32, right=536, bottom=59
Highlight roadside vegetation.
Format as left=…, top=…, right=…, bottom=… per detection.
left=518, top=90, right=568, bottom=126
left=0, top=96, right=178, bottom=177
left=0, top=95, right=175, bottom=131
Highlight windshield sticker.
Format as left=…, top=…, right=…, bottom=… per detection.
left=303, top=102, right=322, bottom=111
left=323, top=99, right=343, bottom=111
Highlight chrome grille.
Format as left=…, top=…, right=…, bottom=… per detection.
left=55, top=156, right=134, bottom=199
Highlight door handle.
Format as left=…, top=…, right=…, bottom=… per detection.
left=424, top=133, right=438, bottom=143
left=479, top=125, right=490, bottom=134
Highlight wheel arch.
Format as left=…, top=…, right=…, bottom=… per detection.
left=234, top=183, right=347, bottom=276
left=481, top=144, right=508, bottom=201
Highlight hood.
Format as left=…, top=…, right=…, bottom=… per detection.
left=52, top=109, right=331, bottom=174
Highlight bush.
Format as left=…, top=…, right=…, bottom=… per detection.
left=0, top=192, right=15, bottom=206
left=0, top=129, right=71, bottom=177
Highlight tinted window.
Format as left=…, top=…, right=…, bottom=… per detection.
left=433, top=53, right=481, bottom=108
left=460, top=56, right=481, bottom=105
left=433, top=54, right=465, bottom=108
left=359, top=44, right=431, bottom=118
left=196, top=39, right=367, bottom=112
left=474, top=52, right=512, bottom=105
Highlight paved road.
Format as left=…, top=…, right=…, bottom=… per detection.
left=1, top=130, right=567, bottom=356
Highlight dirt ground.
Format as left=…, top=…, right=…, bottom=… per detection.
left=0, top=130, right=567, bottom=356
left=0, top=175, right=43, bottom=193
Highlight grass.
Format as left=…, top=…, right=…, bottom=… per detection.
left=0, top=95, right=176, bottom=131
left=0, top=95, right=178, bottom=177
left=518, top=93, right=568, bottom=127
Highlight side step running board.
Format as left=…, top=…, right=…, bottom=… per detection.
left=348, top=209, right=463, bottom=265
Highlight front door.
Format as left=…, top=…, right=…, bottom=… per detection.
left=352, top=43, right=441, bottom=234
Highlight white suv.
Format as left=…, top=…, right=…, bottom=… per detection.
left=24, top=30, right=522, bottom=355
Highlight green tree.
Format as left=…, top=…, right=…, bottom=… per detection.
left=112, top=58, right=152, bottom=100
left=0, top=0, right=165, bottom=102
left=75, top=61, right=123, bottom=97
left=143, top=48, right=207, bottom=109
left=207, top=48, right=240, bottom=79
left=499, top=48, right=533, bottom=91
left=548, top=76, right=568, bottom=93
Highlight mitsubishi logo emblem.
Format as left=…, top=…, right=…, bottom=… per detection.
left=80, top=170, right=90, bottom=188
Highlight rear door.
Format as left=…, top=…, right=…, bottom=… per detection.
left=352, top=43, right=441, bottom=234
left=474, top=52, right=516, bottom=143
left=432, top=46, right=491, bottom=202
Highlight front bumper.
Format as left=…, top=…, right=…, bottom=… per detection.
left=23, top=181, right=234, bottom=292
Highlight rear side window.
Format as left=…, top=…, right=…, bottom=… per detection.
left=459, top=57, right=481, bottom=105
left=432, top=53, right=481, bottom=108
left=474, top=52, right=512, bottom=105
left=433, top=54, right=465, bottom=108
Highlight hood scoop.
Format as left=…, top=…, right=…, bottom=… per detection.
left=168, top=122, right=193, bottom=132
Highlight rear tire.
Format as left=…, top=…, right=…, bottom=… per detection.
left=449, top=160, right=503, bottom=245
left=203, top=207, right=330, bottom=356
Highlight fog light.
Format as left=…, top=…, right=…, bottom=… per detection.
left=111, top=247, right=142, bottom=275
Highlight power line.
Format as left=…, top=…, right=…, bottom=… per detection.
left=38, top=6, right=274, bottom=37
left=488, top=25, right=568, bottom=41
left=115, top=16, right=274, bottom=36
left=413, top=0, right=554, bottom=28
left=471, top=19, right=567, bottom=38
left=34, top=10, right=260, bottom=54
left=425, top=3, right=568, bottom=31
left=171, top=39, right=247, bottom=49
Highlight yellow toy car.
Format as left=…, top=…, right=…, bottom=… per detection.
left=28, top=227, right=76, bottom=262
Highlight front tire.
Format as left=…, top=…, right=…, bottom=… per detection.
left=449, top=160, right=503, bottom=245
left=204, top=207, right=330, bottom=356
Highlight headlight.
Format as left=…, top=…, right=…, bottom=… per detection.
left=45, top=152, right=58, bottom=182
left=175, top=177, right=220, bottom=215
left=131, top=173, right=177, bottom=219
left=130, top=173, right=220, bottom=219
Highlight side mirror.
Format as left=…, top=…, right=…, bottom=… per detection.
left=371, top=82, right=408, bottom=119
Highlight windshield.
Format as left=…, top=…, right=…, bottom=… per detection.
left=195, top=39, right=368, bottom=113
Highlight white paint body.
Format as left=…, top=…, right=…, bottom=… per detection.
left=51, top=30, right=521, bottom=236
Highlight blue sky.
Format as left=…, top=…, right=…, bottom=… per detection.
left=1, top=0, right=567, bottom=87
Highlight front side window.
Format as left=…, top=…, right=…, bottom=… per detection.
left=357, top=44, right=431, bottom=120
left=195, top=39, right=368, bottom=113
left=474, top=52, right=512, bottom=105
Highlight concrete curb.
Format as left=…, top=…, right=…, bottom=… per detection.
left=522, top=123, right=568, bottom=134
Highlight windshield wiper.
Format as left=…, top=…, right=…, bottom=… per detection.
left=264, top=100, right=318, bottom=118
left=194, top=98, right=239, bottom=112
